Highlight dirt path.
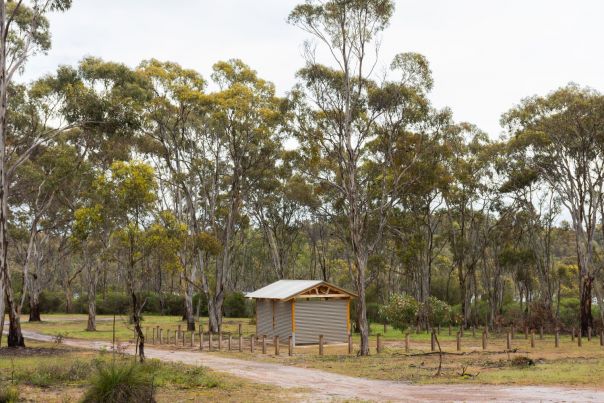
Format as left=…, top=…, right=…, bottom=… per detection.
left=19, top=330, right=604, bottom=402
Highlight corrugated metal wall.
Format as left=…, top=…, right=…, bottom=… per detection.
left=294, top=299, right=348, bottom=344
left=274, top=301, right=292, bottom=341
left=256, top=299, right=273, bottom=338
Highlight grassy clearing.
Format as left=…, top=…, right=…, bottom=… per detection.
left=0, top=340, right=297, bottom=402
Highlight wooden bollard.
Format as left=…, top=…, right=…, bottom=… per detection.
left=506, top=332, right=512, bottom=350
left=251, top=335, right=256, bottom=353
left=578, top=330, right=582, bottom=347
left=182, top=331, right=186, bottom=346
left=377, top=334, right=382, bottom=353
left=540, top=326, right=544, bottom=340
left=228, top=333, right=232, bottom=351
left=209, top=332, right=213, bottom=351
left=430, top=331, right=435, bottom=352
left=200, top=330, right=204, bottom=351
left=218, top=332, right=222, bottom=350
left=159, top=328, right=163, bottom=344
left=238, top=323, right=242, bottom=336
left=555, top=330, right=559, bottom=347
left=456, top=332, right=461, bottom=351
left=319, top=334, right=324, bottom=355
left=348, top=333, right=353, bottom=354
left=289, top=335, right=293, bottom=356
left=152, top=327, right=156, bottom=344
left=405, top=333, right=410, bottom=353
left=274, top=336, right=280, bottom=355
left=262, top=335, right=267, bottom=354
left=588, top=327, right=592, bottom=342
left=482, top=331, right=487, bottom=350
left=530, top=330, right=535, bottom=348
left=239, top=334, right=243, bottom=352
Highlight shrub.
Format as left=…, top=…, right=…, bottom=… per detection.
left=83, top=363, right=155, bottom=403
left=223, top=292, right=249, bottom=318
left=0, top=385, right=19, bottom=403
left=380, top=294, right=419, bottom=332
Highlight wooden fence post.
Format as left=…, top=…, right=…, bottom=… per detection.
left=167, top=329, right=171, bottom=344
left=348, top=333, right=353, bottom=354
left=506, top=332, right=512, bottom=350
left=555, top=330, right=559, bottom=348
left=251, top=335, right=256, bottom=353
left=238, top=323, right=242, bottom=336
left=159, top=328, right=163, bottom=344
left=218, top=331, right=222, bottom=350
left=228, top=333, right=232, bottom=351
left=530, top=330, right=535, bottom=348
left=601, top=330, right=604, bottom=347
left=239, top=334, right=243, bottom=352
left=200, top=330, right=204, bottom=351
left=191, top=331, right=194, bottom=347
left=482, top=331, right=487, bottom=350
left=456, top=331, right=461, bottom=351
left=152, top=327, right=156, bottom=344
left=578, top=330, right=582, bottom=347
left=182, top=331, right=186, bottom=347
left=289, top=335, right=293, bottom=356
left=319, top=334, right=324, bottom=355
left=405, top=333, right=410, bottom=353
left=262, top=335, right=267, bottom=354
left=274, top=336, right=280, bottom=355
left=377, top=334, right=382, bottom=353
left=430, top=331, right=435, bottom=352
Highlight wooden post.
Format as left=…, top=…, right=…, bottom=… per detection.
left=430, top=331, right=435, bottom=352
left=555, top=330, right=559, bottom=348
left=319, top=334, right=324, bottom=355
left=601, top=330, right=604, bottom=347
left=578, top=329, right=582, bottom=347
left=348, top=333, right=353, bottom=354
left=540, top=326, right=544, bottom=340
left=200, top=330, right=204, bottom=351
left=588, top=327, right=592, bottom=342
left=239, top=334, right=243, bottom=352
left=209, top=332, right=213, bottom=352
left=218, top=331, right=222, bottom=350
left=289, top=335, right=293, bottom=356
left=377, top=333, right=382, bottom=353
left=262, top=335, right=267, bottom=354
left=456, top=331, right=461, bottom=351
left=159, top=328, right=163, bottom=344
left=182, top=330, right=186, bottom=347
left=228, top=333, right=232, bottom=351
left=530, top=330, right=535, bottom=348
left=482, top=331, right=487, bottom=350
left=506, top=332, right=512, bottom=350
left=238, top=323, right=242, bottom=336
left=152, top=327, right=155, bottom=344
left=405, top=333, right=410, bottom=353
left=274, top=336, right=280, bottom=355
left=251, top=335, right=256, bottom=353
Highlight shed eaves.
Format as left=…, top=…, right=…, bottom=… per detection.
left=246, top=280, right=323, bottom=300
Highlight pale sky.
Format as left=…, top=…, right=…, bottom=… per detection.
left=21, top=0, right=604, bottom=138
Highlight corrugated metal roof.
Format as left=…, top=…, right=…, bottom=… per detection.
left=246, top=280, right=323, bottom=300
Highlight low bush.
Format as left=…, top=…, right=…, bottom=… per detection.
left=83, top=363, right=155, bottom=403
left=223, top=292, right=249, bottom=318
left=0, top=384, right=19, bottom=403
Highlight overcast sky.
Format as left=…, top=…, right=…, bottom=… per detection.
left=21, top=0, right=604, bottom=138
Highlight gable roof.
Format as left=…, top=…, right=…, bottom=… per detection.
left=246, top=280, right=356, bottom=300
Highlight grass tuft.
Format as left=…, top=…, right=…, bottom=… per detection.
left=83, top=362, right=155, bottom=403
left=0, top=384, right=20, bottom=403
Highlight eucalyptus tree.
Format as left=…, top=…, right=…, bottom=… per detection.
left=289, top=0, right=435, bottom=354
left=0, top=0, right=72, bottom=347
left=502, top=85, right=604, bottom=333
